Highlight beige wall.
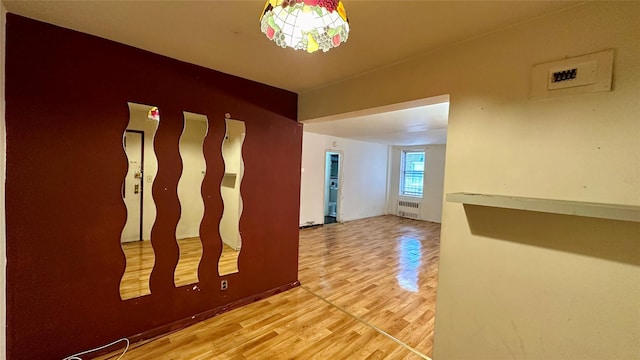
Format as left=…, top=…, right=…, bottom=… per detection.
left=299, top=131, right=326, bottom=225
left=1, top=3, right=6, bottom=359
left=387, top=145, right=446, bottom=223
left=299, top=2, right=640, bottom=359
left=299, top=131, right=388, bottom=225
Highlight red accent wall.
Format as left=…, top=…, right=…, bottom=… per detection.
left=5, top=14, right=302, bottom=359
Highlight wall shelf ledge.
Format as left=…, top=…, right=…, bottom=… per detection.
left=446, top=192, right=640, bottom=222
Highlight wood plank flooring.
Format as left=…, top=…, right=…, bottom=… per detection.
left=299, top=216, right=440, bottom=357
left=121, top=238, right=239, bottom=298
left=99, top=215, right=440, bottom=359
left=120, top=240, right=154, bottom=300
left=218, top=243, right=240, bottom=276
left=175, top=237, right=203, bottom=286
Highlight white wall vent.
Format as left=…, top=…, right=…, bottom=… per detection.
left=397, top=200, right=420, bottom=219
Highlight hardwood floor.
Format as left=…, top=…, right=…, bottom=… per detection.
left=100, top=215, right=440, bottom=359
left=174, top=239, right=241, bottom=283
left=218, top=243, right=240, bottom=276
left=175, top=237, right=203, bottom=286
left=120, top=240, right=154, bottom=300
left=121, top=238, right=240, bottom=298
left=299, top=216, right=440, bottom=357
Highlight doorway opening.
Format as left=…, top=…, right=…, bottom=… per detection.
left=324, top=151, right=341, bottom=224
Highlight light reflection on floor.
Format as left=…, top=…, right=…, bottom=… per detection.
left=397, top=236, right=422, bottom=292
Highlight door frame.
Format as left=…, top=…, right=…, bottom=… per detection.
left=323, top=150, right=344, bottom=223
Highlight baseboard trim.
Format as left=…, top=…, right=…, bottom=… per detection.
left=300, top=223, right=323, bottom=229
left=92, top=280, right=301, bottom=357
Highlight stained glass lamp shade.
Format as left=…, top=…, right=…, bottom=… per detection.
left=260, top=0, right=350, bottom=53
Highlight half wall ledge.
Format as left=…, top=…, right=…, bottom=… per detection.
left=446, top=192, right=640, bottom=223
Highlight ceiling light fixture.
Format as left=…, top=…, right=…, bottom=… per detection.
left=260, top=0, right=350, bottom=53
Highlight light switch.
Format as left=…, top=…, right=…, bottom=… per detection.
left=147, top=175, right=153, bottom=183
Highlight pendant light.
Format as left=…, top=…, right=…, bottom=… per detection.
left=260, top=0, right=350, bottom=53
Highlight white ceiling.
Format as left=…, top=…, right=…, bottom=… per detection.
left=3, top=0, right=580, bottom=146
left=3, top=0, right=580, bottom=93
left=303, top=96, right=450, bottom=145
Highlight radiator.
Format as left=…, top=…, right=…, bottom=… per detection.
left=397, top=200, right=420, bottom=219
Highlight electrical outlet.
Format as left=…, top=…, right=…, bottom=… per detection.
left=221, top=280, right=228, bottom=290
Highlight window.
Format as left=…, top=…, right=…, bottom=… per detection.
left=400, top=151, right=425, bottom=197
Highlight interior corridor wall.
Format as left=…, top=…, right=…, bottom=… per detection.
left=299, top=3, right=640, bottom=359
left=387, top=145, right=446, bottom=223
left=299, top=131, right=388, bottom=225
left=299, top=131, right=326, bottom=226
